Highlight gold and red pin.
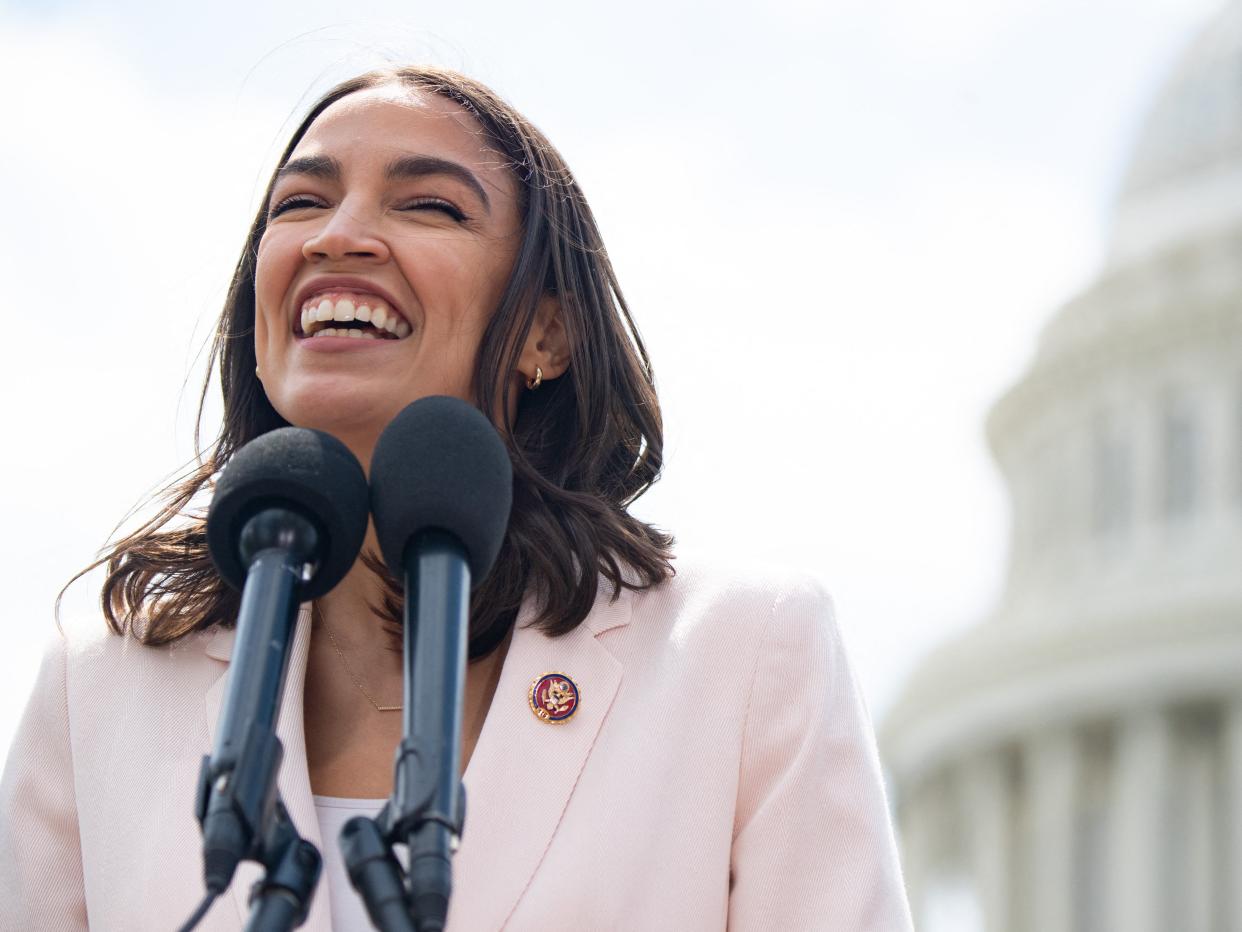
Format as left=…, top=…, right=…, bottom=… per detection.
left=529, top=673, right=579, bottom=723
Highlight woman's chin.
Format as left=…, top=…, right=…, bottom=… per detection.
left=268, top=379, right=477, bottom=450
left=273, top=397, right=393, bottom=448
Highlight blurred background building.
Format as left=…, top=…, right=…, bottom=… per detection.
left=881, top=3, right=1242, bottom=931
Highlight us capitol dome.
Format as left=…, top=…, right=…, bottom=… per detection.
left=880, top=3, right=1242, bottom=930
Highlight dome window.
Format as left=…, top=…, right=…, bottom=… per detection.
left=1159, top=393, right=1200, bottom=521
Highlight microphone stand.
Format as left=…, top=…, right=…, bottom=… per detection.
left=242, top=802, right=322, bottom=931
left=192, top=509, right=323, bottom=931
left=343, top=529, right=471, bottom=932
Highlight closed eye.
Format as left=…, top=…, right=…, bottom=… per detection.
left=267, top=195, right=324, bottom=218
left=266, top=195, right=468, bottom=222
left=402, top=198, right=468, bottom=222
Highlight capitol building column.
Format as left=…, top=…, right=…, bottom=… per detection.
left=897, top=786, right=933, bottom=922
left=1107, top=709, right=1172, bottom=932
left=1025, top=730, right=1078, bottom=932
left=960, top=752, right=1012, bottom=932
left=1225, top=698, right=1242, bottom=931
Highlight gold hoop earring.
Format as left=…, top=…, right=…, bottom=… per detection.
left=255, top=365, right=261, bottom=379
left=526, top=366, right=543, bottom=390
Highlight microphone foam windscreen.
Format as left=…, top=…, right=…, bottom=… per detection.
left=369, top=396, right=514, bottom=584
left=207, top=427, right=369, bottom=599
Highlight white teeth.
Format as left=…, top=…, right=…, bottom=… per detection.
left=306, top=326, right=382, bottom=341
left=297, top=294, right=411, bottom=339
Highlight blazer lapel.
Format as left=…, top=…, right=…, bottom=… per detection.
left=200, top=586, right=633, bottom=931
left=450, top=589, right=632, bottom=930
left=203, top=606, right=329, bottom=932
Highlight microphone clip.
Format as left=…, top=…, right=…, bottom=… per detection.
left=388, top=735, right=466, bottom=845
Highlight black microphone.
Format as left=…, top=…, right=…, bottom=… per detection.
left=197, top=427, right=369, bottom=906
left=351, top=396, right=512, bottom=931
left=369, top=396, right=513, bottom=582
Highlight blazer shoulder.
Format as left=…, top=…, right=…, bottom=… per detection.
left=641, top=556, right=835, bottom=623
left=52, top=616, right=125, bottom=675
left=52, top=617, right=224, bottom=714
left=617, top=556, right=839, bottom=665
left=55, top=615, right=193, bottom=664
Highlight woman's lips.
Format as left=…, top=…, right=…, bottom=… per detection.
left=297, top=332, right=396, bottom=352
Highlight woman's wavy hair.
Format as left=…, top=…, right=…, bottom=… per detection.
left=80, top=65, right=674, bottom=655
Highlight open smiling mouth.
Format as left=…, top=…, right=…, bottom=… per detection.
left=297, top=292, right=412, bottom=341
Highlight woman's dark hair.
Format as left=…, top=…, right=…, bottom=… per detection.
left=78, top=65, right=674, bottom=654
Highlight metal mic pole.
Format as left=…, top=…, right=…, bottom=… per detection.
left=187, top=426, right=369, bottom=932
left=197, top=510, right=317, bottom=896
left=346, top=396, right=511, bottom=931
left=396, top=528, right=470, bottom=931
left=342, top=528, right=470, bottom=932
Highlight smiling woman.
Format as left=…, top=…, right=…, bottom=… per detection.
left=253, top=87, right=542, bottom=460
left=0, top=66, right=912, bottom=930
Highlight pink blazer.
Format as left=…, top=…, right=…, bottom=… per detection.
left=0, top=562, right=911, bottom=930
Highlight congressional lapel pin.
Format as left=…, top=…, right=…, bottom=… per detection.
left=529, top=672, right=579, bottom=723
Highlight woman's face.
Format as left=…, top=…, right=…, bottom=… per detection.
left=254, top=85, right=524, bottom=462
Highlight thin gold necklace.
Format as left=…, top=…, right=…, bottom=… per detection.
left=321, top=615, right=402, bottom=712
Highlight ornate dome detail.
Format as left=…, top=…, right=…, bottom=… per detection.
left=1109, top=1, right=1242, bottom=267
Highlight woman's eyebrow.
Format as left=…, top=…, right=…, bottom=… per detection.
left=274, top=153, right=492, bottom=214
left=276, top=154, right=341, bottom=182
left=384, top=154, right=491, bottom=213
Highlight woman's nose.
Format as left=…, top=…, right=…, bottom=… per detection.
left=301, top=203, right=391, bottom=263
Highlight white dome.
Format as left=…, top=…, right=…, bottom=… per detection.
left=1108, top=0, right=1242, bottom=267
left=883, top=8, right=1242, bottom=929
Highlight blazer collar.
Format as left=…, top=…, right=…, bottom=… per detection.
left=202, top=583, right=633, bottom=931
left=450, top=584, right=631, bottom=928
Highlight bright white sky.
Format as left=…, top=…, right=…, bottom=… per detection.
left=0, top=0, right=1227, bottom=758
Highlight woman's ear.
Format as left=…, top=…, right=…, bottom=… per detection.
left=518, top=293, right=570, bottom=383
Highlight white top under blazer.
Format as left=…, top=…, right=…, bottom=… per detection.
left=313, top=795, right=386, bottom=931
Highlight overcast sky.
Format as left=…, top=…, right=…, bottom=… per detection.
left=0, top=0, right=1227, bottom=755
